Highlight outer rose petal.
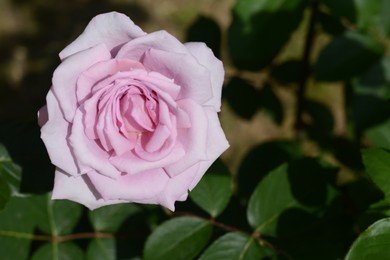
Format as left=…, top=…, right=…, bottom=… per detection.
left=52, top=44, right=111, bottom=122
left=189, top=107, right=230, bottom=190
left=87, top=168, right=170, bottom=203
left=116, top=30, right=188, bottom=61
left=52, top=169, right=124, bottom=210
left=142, top=49, right=213, bottom=105
left=40, top=91, right=81, bottom=175
left=59, top=12, right=146, bottom=60
left=164, top=99, right=208, bottom=177
left=157, top=163, right=200, bottom=211
left=185, top=42, right=224, bottom=111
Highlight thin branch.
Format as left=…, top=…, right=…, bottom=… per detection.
left=209, top=218, right=242, bottom=233
left=55, top=232, right=113, bottom=242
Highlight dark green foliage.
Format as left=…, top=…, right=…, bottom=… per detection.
left=228, top=0, right=307, bottom=70
left=315, top=32, right=384, bottom=81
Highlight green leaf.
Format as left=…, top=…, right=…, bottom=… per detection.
left=86, top=238, right=116, bottom=260
left=223, top=77, right=262, bottom=120
left=31, top=242, right=84, bottom=260
left=319, top=0, right=356, bottom=22
left=362, top=148, right=390, bottom=201
left=247, top=164, right=297, bottom=234
left=0, top=196, right=37, bottom=260
left=305, top=100, right=335, bottom=136
left=89, top=203, right=141, bottom=232
left=356, top=200, right=390, bottom=231
left=367, top=119, right=390, bottom=150
left=346, top=218, right=390, bottom=259
left=29, top=194, right=82, bottom=236
left=355, top=0, right=390, bottom=37
left=260, top=84, right=284, bottom=124
left=144, top=216, right=213, bottom=260
left=0, top=143, right=22, bottom=209
left=199, top=232, right=270, bottom=260
left=190, top=160, right=232, bottom=217
left=317, top=11, right=346, bottom=36
left=270, top=59, right=301, bottom=84
left=228, top=0, right=306, bottom=70
left=349, top=58, right=390, bottom=134
left=315, top=31, right=384, bottom=81
left=247, top=159, right=336, bottom=235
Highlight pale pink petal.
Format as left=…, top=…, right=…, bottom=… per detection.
left=60, top=12, right=146, bottom=60
left=69, top=108, right=121, bottom=179
left=164, top=99, right=208, bottom=177
left=142, top=48, right=213, bottom=105
left=87, top=168, right=170, bottom=202
left=76, top=59, right=145, bottom=103
left=81, top=84, right=110, bottom=140
left=188, top=107, right=230, bottom=190
left=188, top=160, right=215, bottom=192
left=52, top=44, right=111, bottom=122
left=134, top=103, right=177, bottom=162
left=144, top=124, right=170, bottom=153
left=110, top=143, right=185, bottom=175
left=116, top=30, right=188, bottom=60
left=144, top=71, right=181, bottom=100
left=157, top=163, right=200, bottom=211
left=94, top=86, right=135, bottom=156
left=185, top=42, right=224, bottom=111
left=126, top=93, right=155, bottom=132
left=202, top=107, right=230, bottom=158
left=40, top=91, right=81, bottom=175
left=103, top=98, right=135, bottom=156
left=52, top=169, right=124, bottom=210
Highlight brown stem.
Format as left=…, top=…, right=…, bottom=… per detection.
left=209, top=218, right=242, bottom=233
left=295, top=0, right=319, bottom=136
left=55, top=232, right=113, bottom=242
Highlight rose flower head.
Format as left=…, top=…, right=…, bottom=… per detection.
left=38, top=12, right=229, bottom=211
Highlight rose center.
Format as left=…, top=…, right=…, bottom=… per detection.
left=119, top=86, right=158, bottom=138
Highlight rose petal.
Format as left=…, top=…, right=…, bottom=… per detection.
left=40, top=91, right=83, bottom=175
left=52, top=43, right=111, bottom=122
left=134, top=102, right=177, bottom=162
left=52, top=169, right=124, bottom=210
left=164, top=99, right=208, bottom=177
left=202, top=107, right=230, bottom=158
left=60, top=12, right=146, bottom=60
left=188, top=107, right=230, bottom=190
left=87, top=168, right=170, bottom=202
left=70, top=108, right=122, bottom=179
left=103, top=94, right=135, bottom=156
left=185, top=42, right=224, bottom=111
left=142, top=48, right=213, bottom=105
left=127, top=93, right=155, bottom=132
left=136, top=71, right=181, bottom=101
left=116, top=30, right=188, bottom=60
left=76, top=58, right=145, bottom=103
left=157, top=163, right=200, bottom=211
left=110, top=142, right=185, bottom=175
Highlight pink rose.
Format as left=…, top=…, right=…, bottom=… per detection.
left=38, top=12, right=229, bottom=210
